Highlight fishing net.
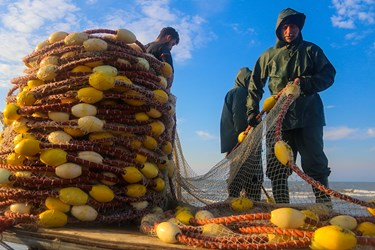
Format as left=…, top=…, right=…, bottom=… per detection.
left=0, top=28, right=176, bottom=231
left=140, top=87, right=375, bottom=249
left=0, top=27, right=374, bottom=250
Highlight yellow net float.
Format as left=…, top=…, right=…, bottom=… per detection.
left=124, top=184, right=147, bottom=198
left=77, top=87, right=104, bottom=104
left=115, top=28, right=137, bottom=44
left=270, top=207, right=306, bottom=229
left=310, top=225, right=357, bottom=250
left=14, top=138, right=40, bottom=157
left=3, top=103, right=22, bottom=121
left=48, top=31, right=68, bottom=44
left=59, top=187, right=88, bottom=206
left=64, top=32, right=89, bottom=45
left=39, top=210, right=68, bottom=228
left=6, top=153, right=26, bottom=166
left=152, top=177, right=165, bottom=192
left=140, top=162, right=159, bottom=179
left=230, top=197, right=253, bottom=211
left=262, top=95, right=277, bottom=112
left=89, top=71, right=115, bottom=91
left=122, top=166, right=143, bottom=183
left=89, top=184, right=115, bottom=203
left=45, top=197, right=70, bottom=213
left=93, top=65, right=118, bottom=76
left=83, top=38, right=108, bottom=52
left=274, top=140, right=294, bottom=166
left=356, top=221, right=375, bottom=236
left=40, top=148, right=68, bottom=166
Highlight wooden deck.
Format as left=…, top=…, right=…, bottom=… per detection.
left=2, top=225, right=202, bottom=250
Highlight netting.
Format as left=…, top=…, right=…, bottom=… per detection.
left=0, top=27, right=374, bottom=250
left=172, top=90, right=374, bottom=214
left=0, top=28, right=176, bottom=230
left=141, top=87, right=375, bottom=249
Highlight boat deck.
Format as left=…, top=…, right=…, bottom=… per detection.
left=2, top=225, right=201, bottom=250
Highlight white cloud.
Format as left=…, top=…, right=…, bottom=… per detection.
left=0, top=0, right=209, bottom=90
left=331, top=0, right=375, bottom=28
left=331, top=15, right=355, bottom=28
left=195, top=130, right=216, bottom=140
left=368, top=128, right=375, bottom=137
left=0, top=63, right=25, bottom=86
left=324, top=126, right=375, bottom=140
left=324, top=126, right=358, bottom=140
left=1, top=0, right=79, bottom=33
left=344, top=30, right=373, bottom=44
left=84, top=0, right=209, bottom=63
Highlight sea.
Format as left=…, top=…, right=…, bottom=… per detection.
left=2, top=181, right=375, bottom=250
left=328, top=181, right=375, bottom=200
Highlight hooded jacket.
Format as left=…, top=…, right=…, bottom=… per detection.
left=247, top=8, right=336, bottom=129
left=220, top=67, right=252, bottom=153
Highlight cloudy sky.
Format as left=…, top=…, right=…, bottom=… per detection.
left=0, top=0, right=374, bottom=181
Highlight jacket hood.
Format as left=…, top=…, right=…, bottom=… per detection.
left=234, top=67, right=252, bottom=88
left=275, top=8, right=306, bottom=46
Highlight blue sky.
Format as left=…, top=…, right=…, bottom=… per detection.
left=0, top=0, right=374, bottom=181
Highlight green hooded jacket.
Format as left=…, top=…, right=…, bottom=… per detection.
left=247, top=8, right=336, bottom=129
left=220, top=67, right=252, bottom=153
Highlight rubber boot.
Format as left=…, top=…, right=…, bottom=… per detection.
left=271, top=177, right=290, bottom=203
left=312, top=176, right=332, bottom=205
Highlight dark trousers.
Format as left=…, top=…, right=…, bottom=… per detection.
left=267, top=126, right=331, bottom=203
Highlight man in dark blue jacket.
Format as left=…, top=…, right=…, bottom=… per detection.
left=221, top=67, right=262, bottom=200
left=145, top=27, right=179, bottom=90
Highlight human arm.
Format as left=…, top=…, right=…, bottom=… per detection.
left=160, top=51, right=174, bottom=70
left=296, top=45, right=336, bottom=95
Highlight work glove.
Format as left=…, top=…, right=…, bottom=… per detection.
left=247, top=112, right=260, bottom=127
left=295, top=77, right=314, bottom=95
left=283, top=81, right=301, bottom=97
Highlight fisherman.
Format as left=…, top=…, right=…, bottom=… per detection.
left=220, top=67, right=263, bottom=200
left=246, top=8, right=336, bottom=203
left=145, top=27, right=179, bottom=90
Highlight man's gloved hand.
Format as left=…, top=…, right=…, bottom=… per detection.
left=295, top=76, right=314, bottom=95
left=283, top=82, right=301, bottom=97
left=247, top=113, right=260, bottom=127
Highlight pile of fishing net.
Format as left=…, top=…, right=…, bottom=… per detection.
left=0, top=28, right=177, bottom=230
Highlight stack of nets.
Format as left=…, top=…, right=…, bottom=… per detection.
left=0, top=28, right=177, bottom=230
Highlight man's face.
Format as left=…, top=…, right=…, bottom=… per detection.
left=166, top=37, right=177, bottom=50
left=281, top=23, right=300, bottom=43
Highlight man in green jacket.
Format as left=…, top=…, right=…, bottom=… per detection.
left=247, top=8, right=336, bottom=203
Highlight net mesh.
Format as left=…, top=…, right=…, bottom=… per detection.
left=172, top=92, right=374, bottom=216
left=0, top=27, right=374, bottom=249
